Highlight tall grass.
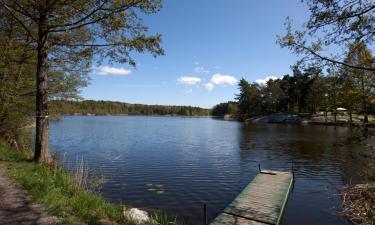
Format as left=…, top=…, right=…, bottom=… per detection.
left=0, top=140, right=184, bottom=225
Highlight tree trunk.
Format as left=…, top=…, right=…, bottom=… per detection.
left=363, top=96, right=368, bottom=123
left=324, top=110, right=327, bottom=123
left=334, top=110, right=337, bottom=123
left=33, top=22, right=52, bottom=164
left=361, top=74, right=368, bottom=123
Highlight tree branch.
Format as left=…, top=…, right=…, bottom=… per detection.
left=0, top=0, right=37, bottom=41
left=48, top=1, right=108, bottom=29
left=298, top=43, right=375, bottom=71
left=48, top=0, right=143, bottom=32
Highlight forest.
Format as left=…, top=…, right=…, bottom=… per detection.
left=50, top=100, right=211, bottom=116
left=213, top=42, right=375, bottom=122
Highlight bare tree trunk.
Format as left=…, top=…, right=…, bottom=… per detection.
left=363, top=100, right=368, bottom=123
left=361, top=74, right=368, bottom=123
left=334, top=110, right=337, bottom=123
left=33, top=17, right=52, bottom=164
left=324, top=109, right=328, bottom=123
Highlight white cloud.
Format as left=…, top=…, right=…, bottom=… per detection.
left=255, top=76, right=278, bottom=85
left=194, top=62, right=199, bottom=65
left=211, top=73, right=237, bottom=86
left=184, top=89, right=193, bottom=94
left=194, top=66, right=210, bottom=74
left=203, top=83, right=214, bottom=91
left=96, top=66, right=132, bottom=76
left=177, top=76, right=202, bottom=85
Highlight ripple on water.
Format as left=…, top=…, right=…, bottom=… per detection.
left=50, top=116, right=366, bottom=225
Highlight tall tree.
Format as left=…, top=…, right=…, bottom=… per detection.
left=261, top=79, right=282, bottom=113
left=305, top=75, right=327, bottom=114
left=342, top=41, right=375, bottom=123
left=326, top=66, right=342, bottom=122
left=0, top=0, right=164, bottom=164
left=236, top=79, right=262, bottom=119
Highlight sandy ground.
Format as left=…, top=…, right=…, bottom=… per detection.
left=0, top=167, right=59, bottom=225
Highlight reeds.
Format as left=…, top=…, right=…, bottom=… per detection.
left=340, top=183, right=375, bottom=225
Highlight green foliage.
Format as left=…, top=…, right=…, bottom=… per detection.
left=0, top=8, right=89, bottom=142
left=0, top=139, right=183, bottom=225
left=342, top=42, right=375, bottom=122
left=0, top=0, right=165, bottom=163
left=50, top=100, right=211, bottom=116
left=235, top=78, right=262, bottom=119
left=234, top=68, right=323, bottom=119
left=228, top=47, right=375, bottom=120
left=277, top=0, right=375, bottom=71
left=212, top=101, right=238, bottom=116
left=149, top=211, right=188, bottom=225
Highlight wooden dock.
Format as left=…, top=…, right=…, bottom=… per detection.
left=210, top=170, right=293, bottom=225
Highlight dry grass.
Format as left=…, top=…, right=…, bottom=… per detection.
left=340, top=183, right=375, bottom=225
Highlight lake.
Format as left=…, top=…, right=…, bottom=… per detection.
left=49, top=116, right=371, bottom=225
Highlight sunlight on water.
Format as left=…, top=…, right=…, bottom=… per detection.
left=50, top=116, right=368, bottom=225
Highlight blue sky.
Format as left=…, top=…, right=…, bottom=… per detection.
left=82, top=0, right=310, bottom=108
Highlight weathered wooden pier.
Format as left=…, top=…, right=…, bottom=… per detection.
left=210, top=170, right=293, bottom=225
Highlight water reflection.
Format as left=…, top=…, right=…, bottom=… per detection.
left=50, top=116, right=371, bottom=225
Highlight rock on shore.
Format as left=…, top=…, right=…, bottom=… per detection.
left=124, top=208, right=150, bottom=225
left=247, top=114, right=304, bottom=124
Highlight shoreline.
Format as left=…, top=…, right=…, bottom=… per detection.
left=244, top=114, right=375, bottom=127
left=0, top=140, right=182, bottom=225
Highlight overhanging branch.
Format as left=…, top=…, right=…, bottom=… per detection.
left=297, top=43, right=375, bottom=71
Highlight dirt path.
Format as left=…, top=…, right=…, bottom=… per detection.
left=0, top=167, right=59, bottom=225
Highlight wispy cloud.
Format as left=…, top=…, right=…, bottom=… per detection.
left=194, top=66, right=210, bottom=74
left=184, top=89, right=193, bottom=94
left=194, top=62, right=199, bottom=65
left=203, top=83, right=214, bottom=91
left=255, top=76, right=278, bottom=85
left=177, top=76, right=202, bottom=85
left=211, top=73, right=237, bottom=86
left=95, top=66, right=132, bottom=76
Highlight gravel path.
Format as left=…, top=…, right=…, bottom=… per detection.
left=0, top=167, right=59, bottom=225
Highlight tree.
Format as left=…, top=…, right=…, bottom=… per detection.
left=0, top=8, right=35, bottom=142
left=342, top=41, right=375, bottom=123
left=278, top=75, right=295, bottom=113
left=0, top=8, right=88, bottom=146
left=338, top=69, right=360, bottom=124
left=236, top=78, right=262, bottom=119
left=212, top=101, right=238, bottom=116
left=261, top=79, right=283, bottom=113
left=0, top=0, right=164, bottom=164
left=326, top=66, right=341, bottom=122
left=305, top=75, right=327, bottom=114
left=278, top=0, right=375, bottom=71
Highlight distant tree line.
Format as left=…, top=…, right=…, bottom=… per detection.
left=50, top=100, right=211, bottom=117
left=213, top=42, right=375, bottom=122
left=212, top=102, right=238, bottom=116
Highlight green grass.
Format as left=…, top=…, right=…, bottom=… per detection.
left=0, top=140, right=183, bottom=225
left=352, top=114, right=375, bottom=119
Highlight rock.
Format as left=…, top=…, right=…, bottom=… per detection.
left=124, top=208, right=150, bottom=225
left=249, top=114, right=303, bottom=124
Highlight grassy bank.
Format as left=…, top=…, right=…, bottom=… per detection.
left=0, top=140, right=181, bottom=225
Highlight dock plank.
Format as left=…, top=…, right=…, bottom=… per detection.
left=210, top=170, right=293, bottom=225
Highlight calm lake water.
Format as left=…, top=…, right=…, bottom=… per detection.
left=49, top=116, right=371, bottom=225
